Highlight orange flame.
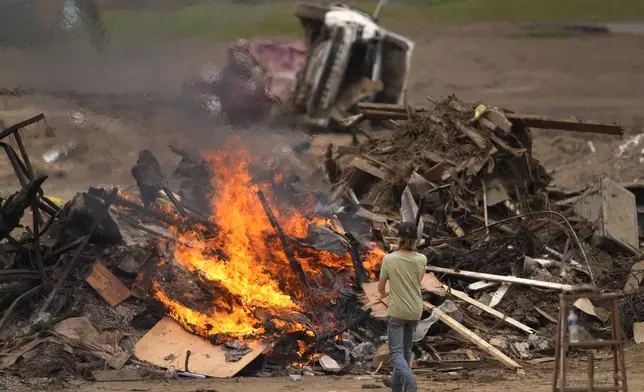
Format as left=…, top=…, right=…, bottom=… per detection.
left=152, top=143, right=383, bottom=342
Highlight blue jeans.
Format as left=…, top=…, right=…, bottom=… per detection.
left=388, top=317, right=418, bottom=392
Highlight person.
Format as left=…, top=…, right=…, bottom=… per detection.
left=377, top=221, right=427, bottom=392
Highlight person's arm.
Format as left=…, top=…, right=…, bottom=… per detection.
left=378, top=256, right=389, bottom=299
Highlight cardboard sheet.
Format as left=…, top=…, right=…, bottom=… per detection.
left=134, top=317, right=273, bottom=378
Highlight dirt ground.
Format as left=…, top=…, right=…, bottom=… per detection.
left=2, top=20, right=644, bottom=392
left=2, top=23, right=644, bottom=197
left=17, top=344, right=639, bottom=392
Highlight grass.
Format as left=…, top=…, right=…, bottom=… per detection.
left=101, top=0, right=644, bottom=39
left=520, top=26, right=609, bottom=38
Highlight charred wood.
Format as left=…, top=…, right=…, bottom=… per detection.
left=257, top=190, right=311, bottom=294
left=346, top=232, right=368, bottom=286
left=0, top=176, right=47, bottom=239
left=38, top=187, right=119, bottom=315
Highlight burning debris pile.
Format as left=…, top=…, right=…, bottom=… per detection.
left=0, top=100, right=642, bottom=386
left=0, top=114, right=388, bottom=382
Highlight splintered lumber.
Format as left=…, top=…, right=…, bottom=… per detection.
left=348, top=157, right=389, bottom=179
left=488, top=283, right=511, bottom=308
left=0, top=113, right=45, bottom=140
left=427, top=266, right=582, bottom=292
left=504, top=114, right=624, bottom=136
left=423, top=301, right=522, bottom=369
left=257, top=190, right=310, bottom=293
left=85, top=261, right=131, bottom=306
left=339, top=113, right=367, bottom=130
left=444, top=286, right=536, bottom=335
left=455, top=121, right=487, bottom=150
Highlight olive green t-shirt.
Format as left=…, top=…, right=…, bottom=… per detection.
left=380, top=251, right=427, bottom=321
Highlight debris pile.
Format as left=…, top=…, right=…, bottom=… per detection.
left=0, top=114, right=387, bottom=383
left=0, top=102, right=642, bottom=386
left=330, top=96, right=641, bottom=368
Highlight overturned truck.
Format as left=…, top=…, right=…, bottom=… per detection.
left=187, top=2, right=414, bottom=131
left=293, top=2, right=414, bottom=129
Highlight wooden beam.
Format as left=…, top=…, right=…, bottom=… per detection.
left=488, top=283, right=511, bottom=308
left=424, top=301, right=522, bottom=369
left=444, top=286, right=537, bottom=335
left=504, top=114, right=624, bottom=136
left=427, top=266, right=583, bottom=292
left=348, top=157, right=389, bottom=180
left=0, top=114, right=45, bottom=140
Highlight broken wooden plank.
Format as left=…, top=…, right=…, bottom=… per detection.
left=423, top=301, right=522, bottom=369
left=361, top=109, right=408, bottom=120
left=528, top=357, right=556, bottom=365
left=336, top=145, right=361, bottom=155
left=348, top=157, right=389, bottom=180
left=488, top=133, right=526, bottom=157
left=488, top=283, right=511, bottom=308
left=427, top=266, right=583, bottom=292
left=134, top=317, right=273, bottom=378
left=534, top=306, right=558, bottom=324
left=483, top=108, right=513, bottom=134
left=444, top=286, right=536, bottom=335
left=504, top=114, right=624, bottom=136
left=85, top=261, right=131, bottom=306
left=339, top=113, right=367, bottom=130
left=468, top=281, right=500, bottom=291
left=455, top=121, right=487, bottom=150
left=361, top=154, right=393, bottom=172
left=421, top=274, right=447, bottom=296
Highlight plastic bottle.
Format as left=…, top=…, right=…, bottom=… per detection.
left=42, top=139, right=78, bottom=163
left=568, top=310, right=579, bottom=343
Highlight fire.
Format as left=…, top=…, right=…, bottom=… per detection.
left=152, top=142, right=383, bottom=343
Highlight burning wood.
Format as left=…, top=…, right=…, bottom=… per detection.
left=0, top=103, right=642, bottom=384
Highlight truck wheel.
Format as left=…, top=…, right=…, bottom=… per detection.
left=294, top=3, right=330, bottom=22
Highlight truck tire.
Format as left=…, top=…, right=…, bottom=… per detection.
left=294, top=3, right=330, bottom=22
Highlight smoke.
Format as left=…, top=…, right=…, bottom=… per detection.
left=0, top=1, right=309, bottom=199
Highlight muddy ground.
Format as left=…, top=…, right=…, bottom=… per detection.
left=12, top=345, right=644, bottom=391
left=2, top=21, right=644, bottom=392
